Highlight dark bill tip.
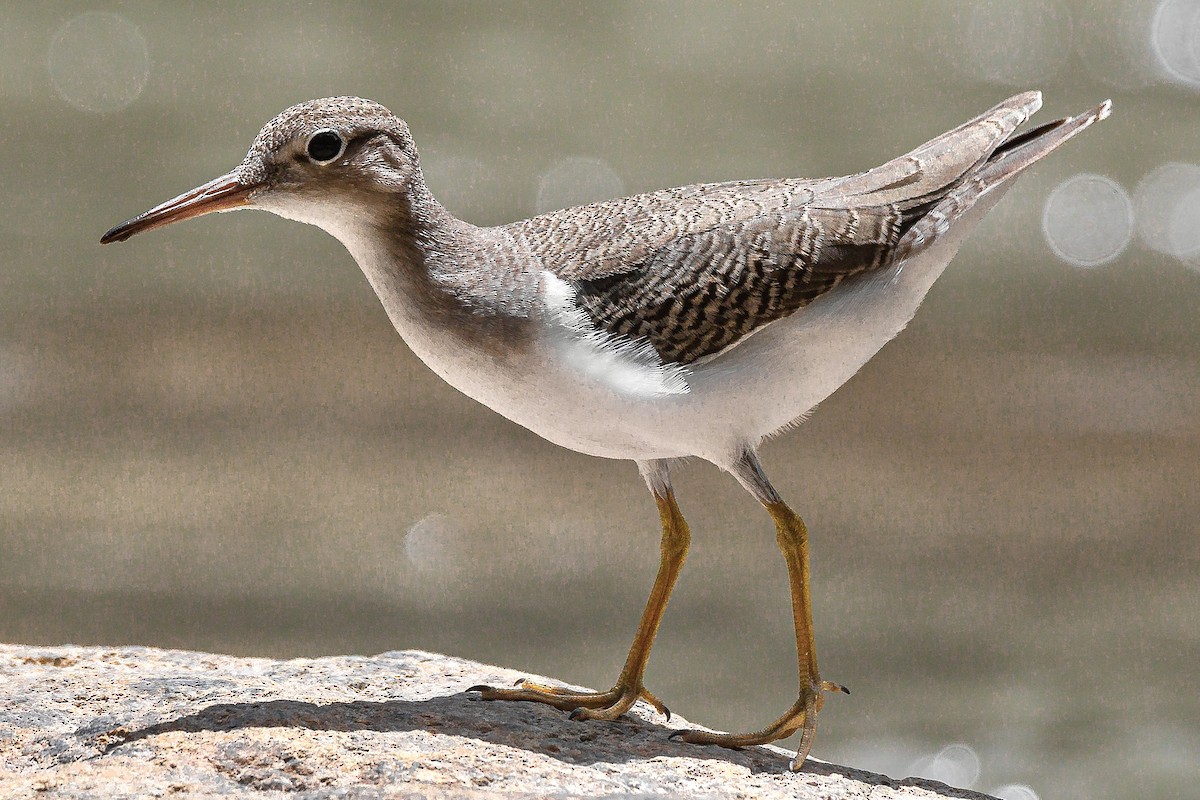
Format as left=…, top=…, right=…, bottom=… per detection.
left=100, top=173, right=256, bottom=244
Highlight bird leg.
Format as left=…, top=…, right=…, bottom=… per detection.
left=670, top=452, right=846, bottom=769
left=471, top=464, right=689, bottom=722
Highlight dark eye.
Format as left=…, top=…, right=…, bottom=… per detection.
left=306, top=129, right=345, bottom=164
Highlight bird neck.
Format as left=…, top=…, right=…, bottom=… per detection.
left=386, top=174, right=475, bottom=281
left=344, top=171, right=536, bottom=355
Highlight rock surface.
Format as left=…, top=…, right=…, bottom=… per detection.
left=0, top=644, right=998, bottom=799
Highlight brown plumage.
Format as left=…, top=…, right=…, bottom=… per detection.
left=509, top=91, right=1046, bottom=364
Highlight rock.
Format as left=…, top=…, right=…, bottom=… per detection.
left=1, top=644, right=997, bottom=799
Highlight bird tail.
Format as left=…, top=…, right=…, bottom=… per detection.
left=894, top=98, right=1113, bottom=261
left=981, top=98, right=1112, bottom=184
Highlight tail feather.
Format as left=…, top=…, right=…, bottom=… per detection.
left=894, top=98, right=1113, bottom=260
left=983, top=99, right=1112, bottom=182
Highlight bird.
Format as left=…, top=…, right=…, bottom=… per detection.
left=102, top=90, right=1111, bottom=769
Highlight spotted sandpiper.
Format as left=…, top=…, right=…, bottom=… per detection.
left=102, top=91, right=1110, bottom=769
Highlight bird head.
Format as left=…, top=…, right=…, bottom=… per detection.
left=101, top=96, right=420, bottom=244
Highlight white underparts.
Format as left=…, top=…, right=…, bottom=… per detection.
left=541, top=272, right=690, bottom=398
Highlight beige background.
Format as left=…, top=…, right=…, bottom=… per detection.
left=2, top=2, right=1197, bottom=798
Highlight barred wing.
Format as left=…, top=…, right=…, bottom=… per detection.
left=510, top=92, right=1043, bottom=365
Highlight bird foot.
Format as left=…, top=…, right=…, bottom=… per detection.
left=468, top=678, right=670, bottom=721
left=668, top=680, right=847, bottom=769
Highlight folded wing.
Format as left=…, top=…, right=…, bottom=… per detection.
left=511, top=91, right=1104, bottom=366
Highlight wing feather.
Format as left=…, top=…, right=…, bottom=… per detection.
left=509, top=92, right=1052, bottom=365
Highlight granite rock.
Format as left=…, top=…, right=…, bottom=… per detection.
left=0, top=644, right=999, bottom=799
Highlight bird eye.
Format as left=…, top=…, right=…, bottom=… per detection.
left=306, top=129, right=345, bottom=164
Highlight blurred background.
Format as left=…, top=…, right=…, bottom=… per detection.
left=2, top=2, right=1198, bottom=798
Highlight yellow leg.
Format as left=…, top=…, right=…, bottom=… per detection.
left=470, top=475, right=690, bottom=721
left=670, top=454, right=846, bottom=769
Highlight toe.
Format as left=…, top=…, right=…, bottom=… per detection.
left=638, top=687, right=670, bottom=719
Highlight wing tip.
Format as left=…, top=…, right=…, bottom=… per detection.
left=988, top=90, right=1043, bottom=137
left=1002, top=90, right=1043, bottom=118
left=1063, top=98, right=1114, bottom=133
left=1015, top=92, right=1111, bottom=125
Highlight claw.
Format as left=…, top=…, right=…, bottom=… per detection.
left=637, top=687, right=670, bottom=719
left=568, top=707, right=586, bottom=721
left=466, top=684, right=491, bottom=694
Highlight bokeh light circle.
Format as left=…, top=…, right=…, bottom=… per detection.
left=992, top=785, right=1040, bottom=800
left=1041, top=174, right=1133, bottom=267
left=1151, top=0, right=1200, bottom=88
left=48, top=12, right=150, bottom=113
left=908, top=743, right=982, bottom=789
left=536, top=156, right=625, bottom=214
left=405, top=513, right=464, bottom=574
left=1167, top=187, right=1200, bottom=262
left=1134, top=162, right=1200, bottom=261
